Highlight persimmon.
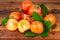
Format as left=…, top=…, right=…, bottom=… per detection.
left=28, top=5, right=42, bottom=16
left=18, top=20, right=30, bottom=33
left=9, top=12, right=21, bottom=21
left=44, top=14, right=56, bottom=25
left=21, top=1, right=33, bottom=11
left=30, top=21, right=44, bottom=34
left=21, top=13, right=33, bottom=23
left=6, top=19, right=18, bottom=31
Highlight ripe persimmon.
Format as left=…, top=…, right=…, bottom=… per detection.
left=21, top=1, right=33, bottom=11
left=9, top=12, right=21, bottom=21
left=44, top=14, right=56, bottom=25
left=18, top=20, right=30, bottom=33
left=28, top=5, right=42, bottom=16
left=6, top=19, right=18, bottom=31
left=30, top=21, right=44, bottom=34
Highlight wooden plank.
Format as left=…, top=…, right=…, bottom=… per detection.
left=0, top=30, right=59, bottom=40
left=0, top=3, right=60, bottom=10
left=0, top=0, right=60, bottom=10
left=0, top=0, right=60, bottom=2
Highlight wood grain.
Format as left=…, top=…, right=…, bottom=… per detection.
left=0, top=0, right=60, bottom=10
left=0, top=0, right=60, bottom=2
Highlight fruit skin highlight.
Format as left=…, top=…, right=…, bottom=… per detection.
left=6, top=19, right=18, bottom=31
left=44, top=14, right=56, bottom=25
left=9, top=12, right=21, bottom=21
left=18, top=20, right=30, bottom=33
left=30, top=21, right=44, bottom=34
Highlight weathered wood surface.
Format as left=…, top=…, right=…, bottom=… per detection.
left=0, top=0, right=60, bottom=3
left=0, top=0, right=60, bottom=10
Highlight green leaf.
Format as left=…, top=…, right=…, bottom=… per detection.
left=40, top=4, right=49, bottom=17
left=25, top=31, right=40, bottom=37
left=51, top=23, right=57, bottom=29
left=1, top=17, right=9, bottom=26
left=44, top=21, right=52, bottom=31
left=40, top=30, right=49, bottom=37
left=32, top=12, right=44, bottom=23
left=40, top=21, right=52, bottom=37
left=25, top=31, right=35, bottom=37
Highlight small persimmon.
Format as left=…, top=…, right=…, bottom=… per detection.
left=6, top=19, right=18, bottom=31
left=44, top=14, right=56, bottom=25
left=18, top=20, right=30, bottom=33
left=9, top=12, right=21, bottom=21
left=30, top=21, right=44, bottom=34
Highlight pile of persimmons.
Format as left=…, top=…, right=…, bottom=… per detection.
left=1, top=1, right=56, bottom=37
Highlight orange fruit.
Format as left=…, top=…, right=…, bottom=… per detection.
left=21, top=13, right=33, bottom=23
left=30, top=21, right=44, bottom=34
left=25, top=17, right=33, bottom=24
left=44, top=14, right=56, bottom=25
left=28, top=5, right=42, bottom=16
left=6, top=19, right=18, bottom=31
left=18, top=20, right=30, bottom=33
left=21, top=1, right=33, bottom=11
left=28, top=6, right=34, bottom=16
left=9, top=12, right=21, bottom=21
